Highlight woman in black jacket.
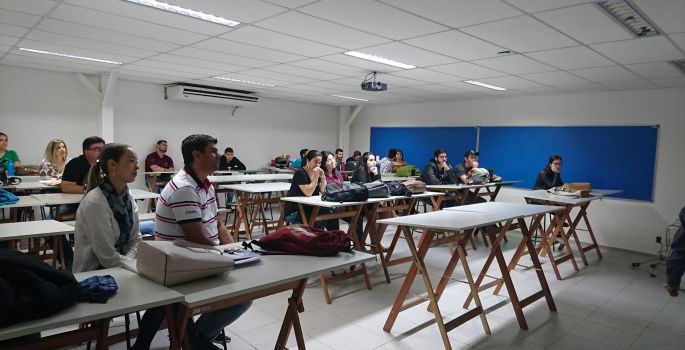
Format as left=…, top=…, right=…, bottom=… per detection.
left=351, top=152, right=381, bottom=183
left=533, top=155, right=564, bottom=190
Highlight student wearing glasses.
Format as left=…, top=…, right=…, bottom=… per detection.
left=62, top=136, right=106, bottom=193
left=533, top=155, right=564, bottom=190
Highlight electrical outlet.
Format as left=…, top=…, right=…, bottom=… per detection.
left=656, top=236, right=662, bottom=243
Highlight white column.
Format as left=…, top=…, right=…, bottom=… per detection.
left=99, top=71, right=118, bottom=142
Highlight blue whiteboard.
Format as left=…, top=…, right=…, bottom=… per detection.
left=370, top=127, right=477, bottom=167
left=478, top=126, right=658, bottom=201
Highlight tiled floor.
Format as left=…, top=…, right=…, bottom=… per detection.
left=69, top=225, right=684, bottom=350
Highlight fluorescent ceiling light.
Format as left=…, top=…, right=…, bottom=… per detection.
left=123, top=0, right=240, bottom=27
left=463, top=80, right=506, bottom=91
left=329, top=94, right=368, bottom=102
left=18, top=48, right=122, bottom=65
left=344, top=51, right=415, bottom=69
left=213, top=76, right=275, bottom=87
left=598, top=0, right=659, bottom=37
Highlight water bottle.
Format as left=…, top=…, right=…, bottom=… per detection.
left=7, top=160, right=14, bottom=177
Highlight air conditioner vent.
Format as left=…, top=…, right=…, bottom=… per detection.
left=165, top=83, right=259, bottom=106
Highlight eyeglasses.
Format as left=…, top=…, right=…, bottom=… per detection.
left=87, top=147, right=103, bottom=152
left=552, top=162, right=562, bottom=166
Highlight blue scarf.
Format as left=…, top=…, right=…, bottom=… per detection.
left=98, top=178, right=133, bottom=255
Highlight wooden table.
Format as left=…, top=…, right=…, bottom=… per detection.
left=0, top=267, right=183, bottom=350
left=0, top=195, right=43, bottom=222
left=522, top=189, right=622, bottom=280
left=426, top=180, right=522, bottom=208
left=377, top=202, right=562, bottom=350
left=221, top=182, right=291, bottom=240
left=279, top=196, right=372, bottom=304
left=162, top=249, right=374, bottom=350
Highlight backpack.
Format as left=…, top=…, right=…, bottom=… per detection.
left=0, top=248, right=79, bottom=327
left=395, top=165, right=420, bottom=177
left=467, top=168, right=490, bottom=184
left=322, top=182, right=369, bottom=202
left=0, top=189, right=19, bottom=206
left=386, top=181, right=412, bottom=197
left=363, top=180, right=390, bottom=198
left=402, top=179, right=427, bottom=193
left=244, top=225, right=352, bottom=256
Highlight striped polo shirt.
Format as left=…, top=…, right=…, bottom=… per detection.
left=154, top=167, right=219, bottom=244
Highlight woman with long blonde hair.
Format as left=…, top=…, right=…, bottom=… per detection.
left=40, top=139, right=68, bottom=179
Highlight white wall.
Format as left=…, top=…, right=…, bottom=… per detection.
left=350, top=89, right=685, bottom=254
left=0, top=65, right=340, bottom=191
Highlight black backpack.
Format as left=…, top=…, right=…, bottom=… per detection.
left=363, top=181, right=390, bottom=198
left=0, top=249, right=79, bottom=327
left=386, top=181, right=412, bottom=197
left=322, top=182, right=369, bottom=202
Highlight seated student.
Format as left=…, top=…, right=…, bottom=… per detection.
left=0, top=131, right=22, bottom=168
left=392, top=148, right=407, bottom=173
left=290, top=148, right=308, bottom=169
left=378, top=148, right=397, bottom=174
left=144, top=140, right=175, bottom=192
left=72, top=143, right=160, bottom=350
left=455, top=149, right=487, bottom=204
left=335, top=148, right=345, bottom=172
left=533, top=155, right=564, bottom=190
left=283, top=150, right=337, bottom=230
left=420, top=149, right=459, bottom=208
left=345, top=150, right=362, bottom=172
left=666, top=206, right=685, bottom=297
left=352, top=152, right=381, bottom=183
left=39, top=139, right=68, bottom=180
left=62, top=136, right=106, bottom=193
left=322, top=151, right=363, bottom=235
left=218, top=147, right=246, bottom=171
left=155, top=134, right=250, bottom=349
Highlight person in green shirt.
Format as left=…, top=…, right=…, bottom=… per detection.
left=0, top=132, right=22, bottom=167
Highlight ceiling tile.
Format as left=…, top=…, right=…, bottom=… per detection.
left=0, top=35, right=19, bottom=46
left=600, top=79, right=658, bottom=91
left=263, top=0, right=318, bottom=9
left=626, top=62, right=683, bottom=79
left=131, top=59, right=225, bottom=77
left=381, top=0, right=523, bottom=27
left=36, top=19, right=181, bottom=52
left=534, top=3, right=633, bottom=44
left=521, top=70, right=590, bottom=86
left=122, top=64, right=199, bottom=79
left=569, top=65, right=640, bottom=82
left=0, top=8, right=41, bottom=27
left=305, top=80, right=358, bottom=92
left=373, top=73, right=433, bottom=86
left=429, top=62, right=506, bottom=79
left=442, top=80, right=512, bottom=94
left=479, top=75, right=544, bottom=89
left=461, top=15, right=578, bottom=52
left=220, top=26, right=341, bottom=57
left=175, top=0, right=289, bottom=23
left=0, top=58, right=104, bottom=74
left=515, top=86, right=568, bottom=95
left=390, top=68, right=464, bottom=83
left=255, top=11, right=390, bottom=49
left=558, top=82, right=609, bottom=93
left=412, top=84, right=468, bottom=94
left=590, top=36, right=683, bottom=64
left=671, top=32, right=685, bottom=52
left=650, top=77, right=685, bottom=88
left=632, top=0, right=685, bottom=34
left=503, top=0, right=592, bottom=13
left=169, top=47, right=272, bottom=69
left=26, top=30, right=159, bottom=58
left=403, top=30, right=506, bottom=61
left=65, top=0, right=233, bottom=36
left=2, top=52, right=114, bottom=70
left=0, top=0, right=57, bottom=15
left=239, top=68, right=316, bottom=84
left=17, top=38, right=140, bottom=64
left=262, top=64, right=344, bottom=80
left=151, top=53, right=249, bottom=73
left=49, top=4, right=209, bottom=45
left=299, top=0, right=446, bottom=40
left=193, top=38, right=305, bottom=63
left=201, top=75, right=287, bottom=89
left=288, top=59, right=366, bottom=77
left=320, top=53, right=405, bottom=74
left=0, top=43, right=11, bottom=54
left=355, top=42, right=455, bottom=67
left=525, top=46, right=614, bottom=69
left=473, top=54, right=557, bottom=74
left=0, top=23, right=29, bottom=37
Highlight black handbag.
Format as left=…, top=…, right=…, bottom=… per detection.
left=322, top=182, right=369, bottom=202
left=363, top=181, right=390, bottom=198
left=386, top=181, right=412, bottom=197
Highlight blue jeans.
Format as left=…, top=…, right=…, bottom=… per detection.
left=285, top=209, right=338, bottom=231
left=667, top=249, right=685, bottom=289
left=139, top=221, right=155, bottom=236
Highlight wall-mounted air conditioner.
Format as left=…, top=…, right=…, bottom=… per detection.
left=165, top=83, right=259, bottom=106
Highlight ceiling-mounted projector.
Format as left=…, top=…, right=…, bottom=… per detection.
left=361, top=72, right=387, bottom=92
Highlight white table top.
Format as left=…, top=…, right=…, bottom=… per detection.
left=0, top=267, right=183, bottom=342
left=165, top=250, right=374, bottom=307
left=30, top=189, right=158, bottom=206
left=1, top=181, right=55, bottom=191
left=143, top=171, right=175, bottom=176
left=0, top=195, right=44, bottom=209
left=444, top=202, right=563, bottom=216
left=377, top=203, right=562, bottom=232
left=426, top=180, right=521, bottom=191
left=209, top=174, right=293, bottom=184
left=281, top=192, right=444, bottom=208
left=381, top=176, right=415, bottom=182
left=523, top=189, right=606, bottom=205
left=220, top=182, right=292, bottom=193
left=0, top=220, right=75, bottom=241
left=266, top=166, right=295, bottom=173
left=211, top=170, right=241, bottom=175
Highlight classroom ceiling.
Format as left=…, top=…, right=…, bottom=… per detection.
left=1, top=0, right=684, bottom=106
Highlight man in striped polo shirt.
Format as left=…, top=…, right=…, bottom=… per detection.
left=154, top=134, right=250, bottom=349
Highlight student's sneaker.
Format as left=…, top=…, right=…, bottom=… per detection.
left=189, top=332, right=222, bottom=350
left=491, top=175, right=502, bottom=182
left=213, top=333, right=232, bottom=344
left=665, top=284, right=679, bottom=297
